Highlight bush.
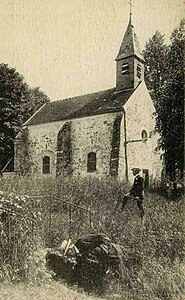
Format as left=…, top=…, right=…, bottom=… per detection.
left=0, top=190, right=42, bottom=282
left=26, top=249, right=53, bottom=284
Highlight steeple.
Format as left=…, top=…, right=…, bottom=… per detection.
left=115, top=14, right=145, bottom=92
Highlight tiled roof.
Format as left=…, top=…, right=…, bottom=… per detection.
left=24, top=87, right=135, bottom=126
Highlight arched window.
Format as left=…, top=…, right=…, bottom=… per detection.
left=141, top=130, right=148, bottom=141
left=43, top=156, right=50, bottom=174
left=87, top=152, right=96, bottom=173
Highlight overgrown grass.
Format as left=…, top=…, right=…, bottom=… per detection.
left=0, top=175, right=184, bottom=299
left=0, top=282, right=100, bottom=300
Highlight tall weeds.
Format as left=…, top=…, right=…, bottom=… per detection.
left=0, top=175, right=184, bottom=299
left=0, top=190, right=42, bottom=282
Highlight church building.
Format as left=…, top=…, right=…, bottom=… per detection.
left=14, top=14, right=162, bottom=187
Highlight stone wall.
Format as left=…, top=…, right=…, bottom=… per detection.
left=17, top=112, right=118, bottom=178
left=14, top=127, right=32, bottom=175
left=70, top=113, right=118, bottom=177
left=118, top=81, right=163, bottom=185
left=56, top=121, right=72, bottom=176
left=25, top=121, right=64, bottom=177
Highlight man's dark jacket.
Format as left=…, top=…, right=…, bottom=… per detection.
left=130, top=175, right=144, bottom=199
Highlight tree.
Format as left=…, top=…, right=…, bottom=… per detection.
left=0, top=64, right=50, bottom=171
left=155, top=20, right=184, bottom=180
left=22, top=87, right=50, bottom=123
left=144, top=21, right=184, bottom=181
left=143, top=31, right=168, bottom=105
left=0, top=64, right=29, bottom=170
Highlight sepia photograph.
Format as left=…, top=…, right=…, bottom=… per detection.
left=0, top=0, right=184, bottom=299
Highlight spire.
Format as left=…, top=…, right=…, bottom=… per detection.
left=115, top=10, right=145, bottom=91
left=115, top=16, right=144, bottom=62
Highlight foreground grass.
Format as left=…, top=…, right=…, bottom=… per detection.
left=0, top=282, right=100, bottom=300
left=0, top=175, right=185, bottom=299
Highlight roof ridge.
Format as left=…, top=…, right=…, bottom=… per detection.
left=24, top=87, right=135, bottom=126
left=51, top=87, right=116, bottom=103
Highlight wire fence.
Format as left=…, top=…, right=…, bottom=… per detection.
left=32, top=194, right=95, bottom=247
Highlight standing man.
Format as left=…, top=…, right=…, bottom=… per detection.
left=121, top=168, right=144, bottom=218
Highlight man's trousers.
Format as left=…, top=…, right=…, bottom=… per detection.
left=121, top=194, right=144, bottom=218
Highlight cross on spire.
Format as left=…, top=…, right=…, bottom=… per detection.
left=128, top=0, right=133, bottom=16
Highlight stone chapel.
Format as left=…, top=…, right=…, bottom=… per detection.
left=14, top=14, right=162, bottom=186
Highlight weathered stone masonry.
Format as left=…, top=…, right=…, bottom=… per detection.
left=15, top=112, right=122, bottom=178
left=14, top=127, right=32, bottom=175
left=57, top=121, right=72, bottom=176
left=70, top=113, right=119, bottom=177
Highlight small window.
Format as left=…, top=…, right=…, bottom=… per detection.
left=141, top=130, right=148, bottom=141
left=121, top=63, right=129, bottom=74
left=137, top=64, right=141, bottom=78
left=87, top=152, right=96, bottom=173
left=43, top=156, right=50, bottom=174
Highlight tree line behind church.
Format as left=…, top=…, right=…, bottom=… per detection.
left=0, top=20, right=184, bottom=182
left=143, top=19, right=184, bottom=182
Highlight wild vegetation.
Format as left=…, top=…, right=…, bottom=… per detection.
left=143, top=20, right=184, bottom=180
left=0, top=64, right=50, bottom=171
left=0, top=175, right=184, bottom=300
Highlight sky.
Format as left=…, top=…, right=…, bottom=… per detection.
left=0, top=0, right=184, bottom=101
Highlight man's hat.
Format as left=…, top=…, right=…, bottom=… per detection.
left=131, top=167, right=141, bottom=172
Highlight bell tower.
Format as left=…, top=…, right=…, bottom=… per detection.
left=115, top=7, right=145, bottom=92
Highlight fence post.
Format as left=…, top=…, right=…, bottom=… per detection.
left=69, top=204, right=72, bottom=238
left=8, top=214, right=11, bottom=261
left=31, top=199, right=34, bottom=241
left=89, top=210, right=92, bottom=231
left=49, top=196, right=52, bottom=247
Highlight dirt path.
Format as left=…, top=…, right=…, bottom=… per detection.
left=0, top=282, right=102, bottom=300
